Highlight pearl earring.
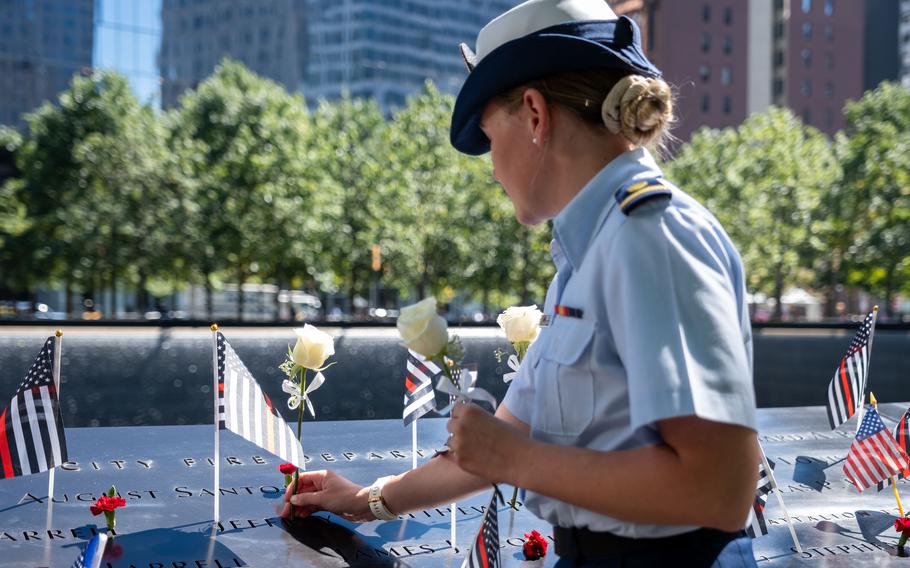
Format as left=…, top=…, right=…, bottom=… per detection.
left=532, top=137, right=539, bottom=145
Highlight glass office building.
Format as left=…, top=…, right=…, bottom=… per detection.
left=0, top=0, right=94, bottom=128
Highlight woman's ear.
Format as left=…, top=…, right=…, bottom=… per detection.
left=521, top=88, right=550, bottom=145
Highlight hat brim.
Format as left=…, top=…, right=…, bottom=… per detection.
left=451, top=19, right=660, bottom=156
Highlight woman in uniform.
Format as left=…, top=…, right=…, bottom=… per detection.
left=283, top=1, right=760, bottom=565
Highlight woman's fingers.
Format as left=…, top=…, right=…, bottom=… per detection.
left=283, top=469, right=328, bottom=501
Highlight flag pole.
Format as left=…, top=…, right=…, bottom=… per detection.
left=869, top=391, right=905, bottom=516
left=211, top=324, right=220, bottom=529
left=46, top=329, right=63, bottom=533
left=855, top=306, right=879, bottom=435
left=759, top=444, right=802, bottom=554
left=411, top=421, right=418, bottom=470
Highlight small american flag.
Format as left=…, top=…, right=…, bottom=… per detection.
left=876, top=407, right=910, bottom=491
left=216, top=332, right=305, bottom=468
left=403, top=350, right=440, bottom=427
left=826, top=310, right=876, bottom=429
left=462, top=490, right=500, bottom=568
left=843, top=406, right=910, bottom=492
left=746, top=458, right=775, bottom=538
left=72, top=532, right=107, bottom=568
left=0, top=337, right=67, bottom=478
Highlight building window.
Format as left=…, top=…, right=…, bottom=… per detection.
left=802, top=0, right=812, bottom=13
left=775, top=49, right=786, bottom=66
left=724, top=6, right=733, bottom=25
left=701, top=94, right=711, bottom=113
left=723, top=96, right=732, bottom=114
left=801, top=48, right=812, bottom=67
left=721, top=66, right=732, bottom=85
left=723, top=36, right=733, bottom=55
left=801, top=79, right=812, bottom=96
left=825, top=108, right=834, bottom=128
left=700, top=64, right=711, bottom=82
left=824, top=0, right=834, bottom=16
left=824, top=82, right=833, bottom=98
left=825, top=24, right=833, bottom=41
left=703, top=5, right=711, bottom=22
left=701, top=32, right=711, bottom=52
left=774, top=79, right=784, bottom=97
left=803, top=108, right=812, bottom=124
left=802, top=22, right=812, bottom=39
left=825, top=52, right=834, bottom=69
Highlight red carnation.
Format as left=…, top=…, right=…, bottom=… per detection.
left=522, top=530, right=548, bottom=561
left=896, top=516, right=910, bottom=548
left=279, top=463, right=297, bottom=475
left=90, top=486, right=126, bottom=533
left=90, top=495, right=126, bottom=516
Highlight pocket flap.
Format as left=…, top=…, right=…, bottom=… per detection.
left=539, top=317, right=595, bottom=365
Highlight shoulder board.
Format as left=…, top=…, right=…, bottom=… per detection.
left=615, top=177, right=672, bottom=215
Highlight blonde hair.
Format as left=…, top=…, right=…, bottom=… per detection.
left=497, top=70, right=676, bottom=153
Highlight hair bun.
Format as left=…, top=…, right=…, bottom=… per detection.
left=601, top=75, right=673, bottom=146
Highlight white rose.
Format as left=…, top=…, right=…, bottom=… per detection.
left=397, top=297, right=449, bottom=359
left=291, top=324, right=335, bottom=369
left=497, top=305, right=542, bottom=344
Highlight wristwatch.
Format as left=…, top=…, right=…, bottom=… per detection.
left=368, top=476, right=397, bottom=520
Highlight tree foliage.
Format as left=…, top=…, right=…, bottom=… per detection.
left=840, top=83, right=910, bottom=316
left=1, top=63, right=907, bottom=321
left=668, top=107, right=840, bottom=317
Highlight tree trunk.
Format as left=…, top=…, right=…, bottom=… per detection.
left=65, top=280, right=73, bottom=317
left=772, top=266, right=784, bottom=321
left=137, top=271, right=148, bottom=313
left=884, top=265, right=896, bottom=319
left=205, top=273, right=214, bottom=323
left=236, top=265, right=246, bottom=322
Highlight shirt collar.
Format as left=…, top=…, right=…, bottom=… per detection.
left=552, top=147, right=663, bottom=271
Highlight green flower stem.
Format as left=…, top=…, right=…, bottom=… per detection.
left=289, top=368, right=308, bottom=519
left=508, top=345, right=528, bottom=509
left=901, top=533, right=909, bottom=548
left=104, top=510, right=115, bottom=532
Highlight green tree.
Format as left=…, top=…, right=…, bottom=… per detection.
left=7, top=72, right=165, bottom=315
left=379, top=83, right=468, bottom=300
left=669, top=108, right=840, bottom=319
left=307, top=94, right=387, bottom=309
left=458, top=153, right=553, bottom=310
left=170, top=60, right=314, bottom=320
left=841, top=83, right=910, bottom=317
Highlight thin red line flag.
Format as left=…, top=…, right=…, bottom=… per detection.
left=216, top=332, right=304, bottom=468
left=0, top=337, right=67, bottom=479
left=462, top=490, right=500, bottom=568
left=746, top=458, right=774, bottom=537
left=403, top=350, right=440, bottom=426
left=826, top=310, right=875, bottom=429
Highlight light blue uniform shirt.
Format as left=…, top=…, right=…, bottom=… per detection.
left=502, top=147, right=757, bottom=537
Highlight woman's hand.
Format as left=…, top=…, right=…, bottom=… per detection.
left=445, top=401, right=534, bottom=483
left=281, top=469, right=374, bottom=522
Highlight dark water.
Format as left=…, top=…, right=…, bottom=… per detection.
left=0, top=328, right=513, bottom=427
left=0, top=326, right=908, bottom=427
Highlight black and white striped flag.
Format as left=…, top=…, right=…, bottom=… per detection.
left=462, top=490, right=500, bottom=568
left=403, top=350, right=440, bottom=427
left=0, top=337, right=67, bottom=479
left=826, top=310, right=876, bottom=429
left=216, top=332, right=305, bottom=468
left=746, top=458, right=775, bottom=538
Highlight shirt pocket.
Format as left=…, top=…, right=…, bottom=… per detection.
left=533, top=317, right=596, bottom=437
